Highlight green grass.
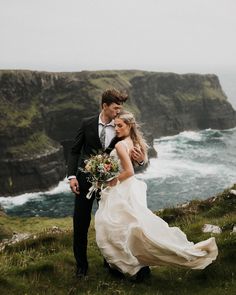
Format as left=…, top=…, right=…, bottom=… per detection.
left=0, top=186, right=235, bottom=295
left=0, top=99, right=40, bottom=131
left=48, top=101, right=86, bottom=112
left=174, top=91, right=203, bottom=101
left=7, top=132, right=59, bottom=158
left=203, top=86, right=226, bottom=101
left=90, top=76, right=130, bottom=94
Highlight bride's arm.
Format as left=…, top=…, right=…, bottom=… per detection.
left=108, top=142, right=134, bottom=186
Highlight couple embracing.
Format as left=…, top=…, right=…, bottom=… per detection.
left=67, top=88, right=218, bottom=281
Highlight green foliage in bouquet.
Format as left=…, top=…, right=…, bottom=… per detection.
left=83, top=153, right=119, bottom=183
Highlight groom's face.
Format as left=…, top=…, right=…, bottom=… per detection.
left=103, top=103, right=122, bottom=120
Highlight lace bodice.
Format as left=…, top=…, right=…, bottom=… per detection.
left=110, top=148, right=119, bottom=159
left=110, top=140, right=130, bottom=172
left=110, top=148, right=122, bottom=171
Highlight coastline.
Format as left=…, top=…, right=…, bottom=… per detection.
left=1, top=127, right=236, bottom=217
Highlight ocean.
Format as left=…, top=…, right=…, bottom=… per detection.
left=1, top=127, right=235, bottom=217
left=0, top=70, right=235, bottom=217
left=140, top=128, right=236, bottom=210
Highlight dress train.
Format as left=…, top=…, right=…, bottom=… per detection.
left=95, top=177, right=218, bottom=276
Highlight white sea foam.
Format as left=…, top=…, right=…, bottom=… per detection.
left=176, top=130, right=202, bottom=141
left=138, top=157, right=226, bottom=180
left=46, top=178, right=70, bottom=195
left=138, top=129, right=236, bottom=181
left=0, top=178, right=70, bottom=209
left=0, top=192, right=42, bottom=209
left=156, top=130, right=203, bottom=143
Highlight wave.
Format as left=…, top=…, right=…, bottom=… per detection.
left=0, top=178, right=70, bottom=210
left=139, top=128, right=236, bottom=181
left=138, top=157, right=229, bottom=180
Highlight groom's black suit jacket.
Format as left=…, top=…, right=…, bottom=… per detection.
left=67, top=115, right=119, bottom=192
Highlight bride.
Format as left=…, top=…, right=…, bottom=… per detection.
left=95, top=110, right=218, bottom=277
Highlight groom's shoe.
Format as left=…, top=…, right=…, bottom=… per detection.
left=103, top=259, right=125, bottom=279
left=135, top=266, right=151, bottom=283
left=103, top=258, right=110, bottom=269
left=76, top=266, right=88, bottom=279
left=108, top=267, right=125, bottom=279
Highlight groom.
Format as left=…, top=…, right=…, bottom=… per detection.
left=67, top=88, right=149, bottom=280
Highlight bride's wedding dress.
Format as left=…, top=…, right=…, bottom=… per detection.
left=95, top=143, right=218, bottom=276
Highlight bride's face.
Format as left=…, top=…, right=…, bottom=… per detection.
left=115, top=118, right=130, bottom=138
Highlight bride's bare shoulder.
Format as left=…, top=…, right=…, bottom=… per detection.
left=115, top=140, right=133, bottom=153
left=116, top=139, right=129, bottom=146
left=115, top=140, right=127, bottom=150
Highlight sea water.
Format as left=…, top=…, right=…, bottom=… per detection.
left=1, top=127, right=235, bottom=217
left=139, top=128, right=236, bottom=210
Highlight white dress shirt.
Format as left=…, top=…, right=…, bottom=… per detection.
left=98, top=114, right=116, bottom=149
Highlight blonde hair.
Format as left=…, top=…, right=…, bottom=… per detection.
left=116, top=110, right=148, bottom=163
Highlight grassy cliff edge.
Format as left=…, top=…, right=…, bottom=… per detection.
left=0, top=184, right=235, bottom=295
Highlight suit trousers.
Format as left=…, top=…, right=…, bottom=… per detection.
left=73, top=189, right=95, bottom=269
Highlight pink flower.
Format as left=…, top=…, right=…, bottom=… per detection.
left=104, top=163, right=111, bottom=171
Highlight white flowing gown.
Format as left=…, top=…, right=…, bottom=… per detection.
left=95, top=146, right=218, bottom=276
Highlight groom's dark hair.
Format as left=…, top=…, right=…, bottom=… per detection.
left=101, top=88, right=128, bottom=106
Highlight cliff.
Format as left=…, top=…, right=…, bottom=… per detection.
left=0, top=70, right=235, bottom=196
left=130, top=72, right=236, bottom=137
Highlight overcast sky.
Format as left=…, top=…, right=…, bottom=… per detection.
left=0, top=0, right=236, bottom=73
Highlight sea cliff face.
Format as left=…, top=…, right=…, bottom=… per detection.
left=0, top=70, right=235, bottom=196
left=130, top=72, right=236, bottom=137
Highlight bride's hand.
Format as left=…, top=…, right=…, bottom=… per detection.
left=107, top=177, right=119, bottom=187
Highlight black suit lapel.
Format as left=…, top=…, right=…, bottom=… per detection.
left=105, top=136, right=121, bottom=154
left=88, top=115, right=102, bottom=149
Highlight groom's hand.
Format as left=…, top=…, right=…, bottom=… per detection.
left=131, top=146, right=144, bottom=164
left=70, top=178, right=80, bottom=195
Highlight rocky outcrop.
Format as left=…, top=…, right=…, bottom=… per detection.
left=130, top=72, right=236, bottom=137
left=202, top=224, right=222, bottom=234
left=0, top=70, right=235, bottom=196
left=0, top=147, right=65, bottom=196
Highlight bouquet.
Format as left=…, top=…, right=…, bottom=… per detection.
left=81, top=153, right=120, bottom=199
